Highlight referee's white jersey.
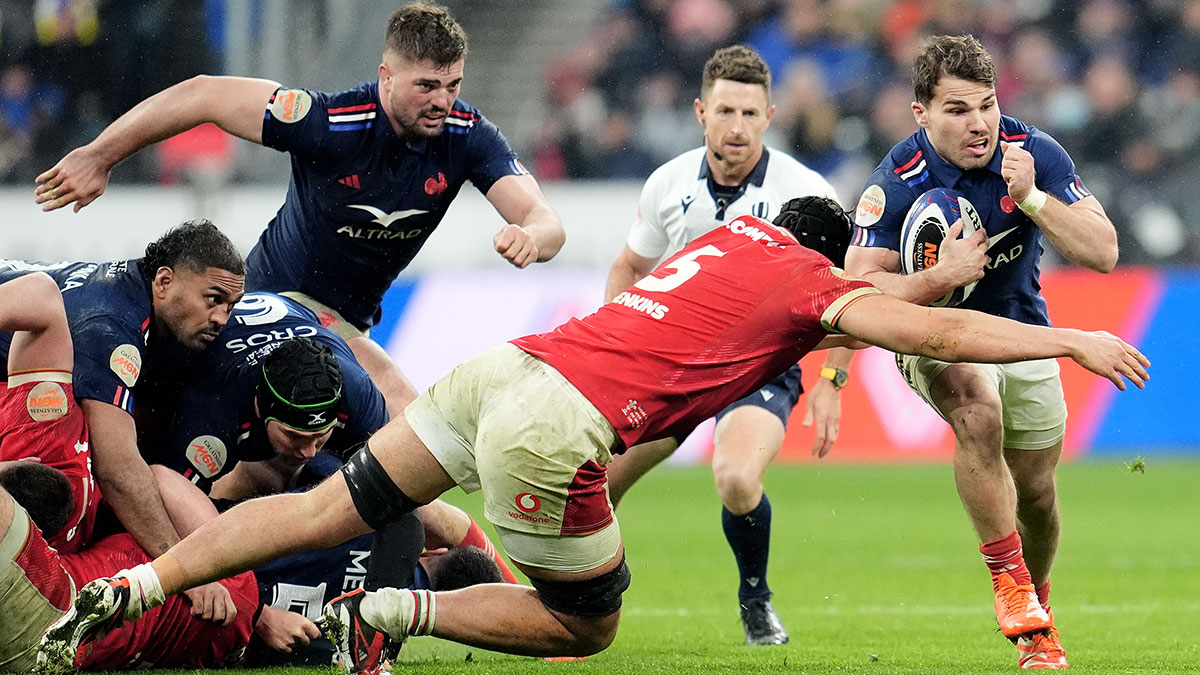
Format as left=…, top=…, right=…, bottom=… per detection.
left=627, top=146, right=839, bottom=263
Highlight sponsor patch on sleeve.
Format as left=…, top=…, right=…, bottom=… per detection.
left=268, top=88, right=312, bottom=123
left=109, top=344, right=142, bottom=387
left=187, top=435, right=228, bottom=478
left=855, top=185, right=886, bottom=227
left=26, top=381, right=69, bottom=421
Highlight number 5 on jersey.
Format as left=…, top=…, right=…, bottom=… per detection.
left=633, top=245, right=726, bottom=293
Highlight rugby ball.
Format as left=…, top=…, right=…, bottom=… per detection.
left=900, top=188, right=982, bottom=307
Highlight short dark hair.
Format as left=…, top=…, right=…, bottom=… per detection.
left=384, top=2, right=468, bottom=67
left=701, top=45, right=770, bottom=101
left=141, top=219, right=245, bottom=281
left=429, top=545, right=504, bottom=591
left=912, top=35, right=997, bottom=105
left=0, top=462, right=73, bottom=538
left=773, top=196, right=853, bottom=268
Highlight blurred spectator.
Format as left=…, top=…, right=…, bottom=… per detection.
left=539, top=0, right=1200, bottom=263
left=0, top=64, right=65, bottom=181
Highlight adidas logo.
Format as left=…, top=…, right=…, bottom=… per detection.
left=338, top=174, right=361, bottom=189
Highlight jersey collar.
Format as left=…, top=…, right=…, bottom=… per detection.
left=697, top=147, right=771, bottom=187
left=916, top=128, right=1006, bottom=188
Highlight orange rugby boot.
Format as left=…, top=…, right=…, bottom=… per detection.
left=993, top=572, right=1052, bottom=639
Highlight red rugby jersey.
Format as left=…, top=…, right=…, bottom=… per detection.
left=513, top=216, right=879, bottom=449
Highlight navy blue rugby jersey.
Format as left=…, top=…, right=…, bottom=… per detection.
left=850, top=115, right=1093, bottom=326
left=248, top=81, right=526, bottom=329
left=141, top=292, right=388, bottom=492
left=0, top=259, right=152, bottom=413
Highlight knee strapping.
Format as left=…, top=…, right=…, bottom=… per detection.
left=341, top=443, right=423, bottom=531
left=529, top=556, right=631, bottom=618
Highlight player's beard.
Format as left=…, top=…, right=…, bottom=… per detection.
left=399, top=106, right=448, bottom=138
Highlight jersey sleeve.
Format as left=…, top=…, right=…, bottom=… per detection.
left=260, top=86, right=336, bottom=160
left=1026, top=129, right=1093, bottom=205
left=464, top=114, right=525, bottom=195
left=626, top=170, right=670, bottom=260
left=788, top=261, right=881, bottom=333
left=334, top=359, right=389, bottom=459
left=70, top=317, right=145, bottom=413
left=850, top=169, right=915, bottom=252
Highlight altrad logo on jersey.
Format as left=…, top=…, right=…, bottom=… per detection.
left=348, top=204, right=429, bottom=228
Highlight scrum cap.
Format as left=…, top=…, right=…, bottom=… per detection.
left=258, top=337, right=343, bottom=432
left=772, top=196, right=853, bottom=268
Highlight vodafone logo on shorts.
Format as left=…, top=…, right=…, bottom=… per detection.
left=515, top=493, right=541, bottom=513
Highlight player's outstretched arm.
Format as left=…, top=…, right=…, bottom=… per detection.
left=487, top=174, right=566, bottom=267
left=844, top=221, right=988, bottom=306
left=834, top=293, right=1150, bottom=389
left=0, top=273, right=72, bottom=375
left=35, top=75, right=281, bottom=213
left=604, top=245, right=658, bottom=302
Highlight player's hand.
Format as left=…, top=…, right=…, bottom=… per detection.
left=802, top=377, right=841, bottom=458
left=1069, top=330, right=1151, bottom=390
left=999, top=141, right=1037, bottom=204
left=184, top=581, right=238, bottom=626
left=255, top=605, right=321, bottom=653
left=34, top=146, right=112, bottom=213
left=494, top=223, right=539, bottom=268
left=930, top=219, right=988, bottom=289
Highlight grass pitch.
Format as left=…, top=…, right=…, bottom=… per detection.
left=165, top=460, right=1200, bottom=673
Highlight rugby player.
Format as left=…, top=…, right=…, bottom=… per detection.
left=35, top=2, right=565, bottom=418
left=141, top=293, right=518, bottom=583
left=603, top=45, right=851, bottom=644
left=39, top=197, right=1148, bottom=670
left=844, top=35, right=1120, bottom=669
left=0, top=273, right=253, bottom=672
left=150, top=454, right=502, bottom=667
left=0, top=220, right=244, bottom=609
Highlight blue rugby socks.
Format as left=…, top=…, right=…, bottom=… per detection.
left=722, top=493, right=773, bottom=602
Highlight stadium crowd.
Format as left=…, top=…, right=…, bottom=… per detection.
left=537, top=0, right=1200, bottom=264
left=0, top=1, right=1167, bottom=672
left=3, top=1, right=1198, bottom=264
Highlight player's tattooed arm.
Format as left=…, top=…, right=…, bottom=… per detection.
left=487, top=174, right=566, bottom=267
left=36, top=76, right=280, bottom=213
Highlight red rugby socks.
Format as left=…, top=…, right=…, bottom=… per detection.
left=980, top=530, right=1033, bottom=590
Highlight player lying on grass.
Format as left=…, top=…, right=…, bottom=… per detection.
left=38, top=196, right=1149, bottom=672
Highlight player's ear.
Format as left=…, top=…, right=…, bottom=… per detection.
left=152, top=267, right=174, bottom=296
left=912, top=101, right=928, bottom=129
left=693, top=98, right=705, bottom=124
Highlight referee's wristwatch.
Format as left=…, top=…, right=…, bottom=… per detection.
left=819, top=366, right=849, bottom=390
